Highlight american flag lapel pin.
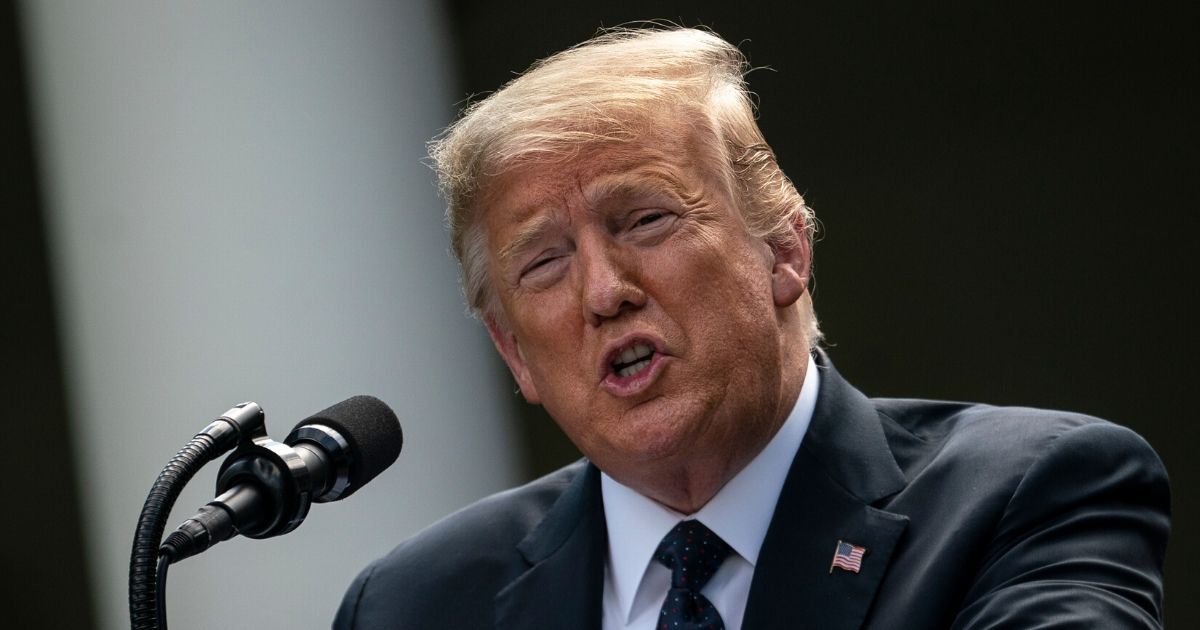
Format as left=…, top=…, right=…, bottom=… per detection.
left=829, top=540, right=867, bottom=574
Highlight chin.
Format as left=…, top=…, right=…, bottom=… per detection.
left=596, top=400, right=710, bottom=464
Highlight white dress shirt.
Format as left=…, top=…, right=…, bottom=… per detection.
left=600, top=355, right=820, bottom=630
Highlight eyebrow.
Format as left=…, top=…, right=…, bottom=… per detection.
left=495, top=170, right=694, bottom=269
left=497, top=212, right=560, bottom=269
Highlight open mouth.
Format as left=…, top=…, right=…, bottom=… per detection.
left=610, top=342, right=655, bottom=378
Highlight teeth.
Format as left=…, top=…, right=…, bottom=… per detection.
left=618, top=358, right=652, bottom=377
left=617, top=344, right=652, bottom=364
left=610, top=343, right=656, bottom=378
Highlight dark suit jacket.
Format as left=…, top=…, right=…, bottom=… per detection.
left=334, top=354, right=1169, bottom=629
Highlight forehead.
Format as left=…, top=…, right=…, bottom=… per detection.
left=477, top=126, right=722, bottom=230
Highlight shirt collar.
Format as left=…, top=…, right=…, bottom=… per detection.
left=600, top=354, right=820, bottom=621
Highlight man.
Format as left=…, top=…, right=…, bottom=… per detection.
left=335, top=27, right=1169, bottom=629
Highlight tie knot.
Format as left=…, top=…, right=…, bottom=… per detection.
left=653, top=520, right=732, bottom=592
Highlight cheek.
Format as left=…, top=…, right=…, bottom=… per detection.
left=674, top=245, right=776, bottom=316
left=683, top=255, right=780, bottom=360
left=516, top=309, right=590, bottom=384
left=509, top=289, right=581, bottom=344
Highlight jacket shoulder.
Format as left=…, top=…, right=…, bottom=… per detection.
left=868, top=398, right=1169, bottom=627
left=870, top=398, right=1160, bottom=481
left=333, top=460, right=588, bottom=629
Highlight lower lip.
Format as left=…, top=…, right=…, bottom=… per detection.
left=601, top=352, right=669, bottom=397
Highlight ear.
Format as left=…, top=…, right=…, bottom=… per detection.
left=771, top=221, right=811, bottom=308
left=484, top=314, right=542, bottom=404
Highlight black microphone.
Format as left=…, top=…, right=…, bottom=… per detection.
left=160, top=395, right=402, bottom=563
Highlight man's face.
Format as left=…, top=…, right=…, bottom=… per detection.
left=479, top=124, right=810, bottom=499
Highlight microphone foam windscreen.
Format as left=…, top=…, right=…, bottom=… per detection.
left=295, top=395, right=403, bottom=495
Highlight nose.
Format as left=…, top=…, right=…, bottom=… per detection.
left=577, top=234, right=646, bottom=327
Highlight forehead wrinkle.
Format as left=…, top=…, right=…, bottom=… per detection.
left=582, top=169, right=693, bottom=209
left=491, top=144, right=705, bottom=269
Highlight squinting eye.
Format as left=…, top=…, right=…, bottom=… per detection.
left=525, top=256, right=556, bottom=273
left=633, top=212, right=665, bottom=228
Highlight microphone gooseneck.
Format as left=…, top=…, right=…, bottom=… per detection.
left=129, top=403, right=266, bottom=630
left=159, top=395, right=402, bottom=564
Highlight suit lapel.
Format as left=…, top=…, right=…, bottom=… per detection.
left=495, top=463, right=606, bottom=630
left=493, top=354, right=908, bottom=630
left=743, top=353, right=910, bottom=630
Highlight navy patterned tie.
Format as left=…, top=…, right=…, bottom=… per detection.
left=654, top=520, right=733, bottom=630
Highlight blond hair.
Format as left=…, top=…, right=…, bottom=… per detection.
left=429, top=26, right=820, bottom=343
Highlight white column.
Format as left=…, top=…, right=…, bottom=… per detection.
left=20, top=2, right=522, bottom=628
